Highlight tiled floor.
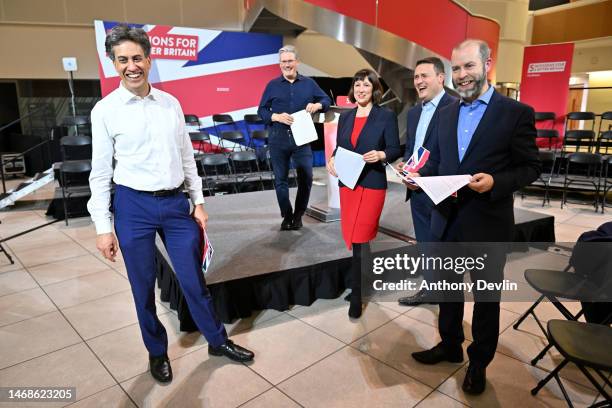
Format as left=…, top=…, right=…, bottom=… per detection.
left=0, top=177, right=610, bottom=407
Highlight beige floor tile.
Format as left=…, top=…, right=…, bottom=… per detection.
left=240, top=388, right=301, bottom=408
left=44, top=269, right=130, bottom=309
left=28, top=254, right=111, bottom=286
left=224, top=309, right=286, bottom=336
left=6, top=228, right=74, bottom=253
left=67, top=385, right=136, bottom=408
left=88, top=313, right=206, bottom=382
left=498, top=315, right=595, bottom=389
left=278, top=347, right=433, bottom=407
left=554, top=223, right=592, bottom=243
left=0, top=268, right=38, bottom=296
left=564, top=209, right=608, bottom=229
left=94, top=250, right=127, bottom=270
left=0, top=212, right=49, bottom=237
left=0, top=287, right=56, bottom=326
left=437, top=351, right=598, bottom=407
left=121, top=346, right=271, bottom=408
left=414, top=391, right=468, bottom=407
left=0, top=311, right=81, bottom=369
left=517, top=201, right=578, bottom=223
left=352, top=314, right=468, bottom=389
left=15, top=240, right=88, bottom=268
left=0, top=248, right=22, bottom=274
left=0, top=343, right=116, bottom=405
left=230, top=313, right=344, bottom=385
left=63, top=291, right=165, bottom=340
left=288, top=296, right=400, bottom=344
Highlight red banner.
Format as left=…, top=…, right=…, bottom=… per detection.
left=520, top=43, right=574, bottom=148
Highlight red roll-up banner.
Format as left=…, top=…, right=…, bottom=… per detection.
left=520, top=43, right=574, bottom=149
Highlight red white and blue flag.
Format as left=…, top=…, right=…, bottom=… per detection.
left=94, top=20, right=282, bottom=150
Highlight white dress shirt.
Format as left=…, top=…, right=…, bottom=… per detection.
left=87, top=82, right=204, bottom=234
left=413, top=90, right=445, bottom=156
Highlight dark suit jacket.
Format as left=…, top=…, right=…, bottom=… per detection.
left=404, top=92, right=457, bottom=201
left=335, top=105, right=401, bottom=189
left=420, top=89, right=541, bottom=242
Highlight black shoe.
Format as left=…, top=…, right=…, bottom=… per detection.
left=209, top=339, right=254, bottom=362
left=149, top=355, right=172, bottom=383
left=398, top=290, right=436, bottom=307
left=462, top=363, right=487, bottom=395
left=411, top=343, right=463, bottom=365
left=291, top=215, right=303, bottom=230
left=348, top=293, right=362, bottom=318
left=280, top=214, right=293, bottom=231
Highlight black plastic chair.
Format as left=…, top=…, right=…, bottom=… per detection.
left=220, top=130, right=245, bottom=152
left=564, top=130, right=596, bottom=153
left=596, top=111, right=612, bottom=154
left=212, top=113, right=237, bottom=135
left=61, top=115, right=91, bottom=137
left=189, top=131, right=210, bottom=153
left=60, top=135, right=92, bottom=161
left=564, top=112, right=596, bottom=153
left=535, top=112, right=556, bottom=122
left=244, top=114, right=264, bottom=147
left=200, top=154, right=235, bottom=195
left=538, top=150, right=557, bottom=206
left=184, top=114, right=200, bottom=127
left=561, top=152, right=602, bottom=211
left=602, top=156, right=612, bottom=213
left=537, top=129, right=560, bottom=152
left=229, top=151, right=264, bottom=192
left=531, top=320, right=612, bottom=407
left=59, top=160, right=92, bottom=225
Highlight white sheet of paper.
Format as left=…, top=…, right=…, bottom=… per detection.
left=290, top=110, right=318, bottom=146
left=335, top=146, right=366, bottom=190
left=411, top=175, right=472, bottom=205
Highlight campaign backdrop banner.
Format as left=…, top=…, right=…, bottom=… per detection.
left=520, top=43, right=574, bottom=148
left=94, top=20, right=282, bottom=133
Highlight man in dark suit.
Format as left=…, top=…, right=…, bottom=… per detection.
left=408, top=39, right=540, bottom=395
left=397, top=57, right=457, bottom=307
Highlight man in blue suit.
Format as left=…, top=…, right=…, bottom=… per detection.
left=397, top=57, right=457, bottom=307
left=408, top=40, right=540, bottom=395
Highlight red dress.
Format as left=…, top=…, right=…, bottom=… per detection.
left=339, top=116, right=386, bottom=250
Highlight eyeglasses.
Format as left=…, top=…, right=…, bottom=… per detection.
left=280, top=60, right=296, bottom=65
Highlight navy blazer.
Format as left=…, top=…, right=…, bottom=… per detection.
left=335, top=105, right=401, bottom=189
left=404, top=92, right=457, bottom=201
left=420, top=90, right=541, bottom=242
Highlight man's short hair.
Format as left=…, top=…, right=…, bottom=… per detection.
left=105, top=24, right=151, bottom=61
left=279, top=45, right=298, bottom=60
left=348, top=69, right=384, bottom=104
left=415, top=57, right=445, bottom=75
left=453, top=39, right=491, bottom=64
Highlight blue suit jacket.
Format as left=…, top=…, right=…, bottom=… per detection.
left=420, top=90, right=541, bottom=241
left=335, top=105, right=401, bottom=189
left=404, top=92, right=457, bottom=201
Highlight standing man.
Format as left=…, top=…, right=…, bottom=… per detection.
left=397, top=57, right=457, bottom=307
left=258, top=45, right=331, bottom=230
left=408, top=39, right=540, bottom=394
left=88, top=24, right=254, bottom=384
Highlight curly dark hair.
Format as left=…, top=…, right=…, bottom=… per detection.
left=105, top=24, right=151, bottom=61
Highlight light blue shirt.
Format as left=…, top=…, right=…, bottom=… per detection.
left=457, top=85, right=494, bottom=162
left=413, top=90, right=445, bottom=156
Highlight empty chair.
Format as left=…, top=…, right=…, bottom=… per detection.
left=244, top=114, right=265, bottom=148
left=60, top=135, right=92, bottom=161
left=249, top=129, right=269, bottom=150
left=229, top=151, right=264, bottom=192
left=531, top=320, right=612, bottom=407
left=61, top=115, right=91, bottom=137
left=189, top=131, right=210, bottom=154
left=602, top=156, right=612, bottom=213
left=537, top=150, right=557, bottom=206
left=536, top=129, right=560, bottom=151
left=184, top=114, right=200, bottom=127
left=561, top=152, right=602, bottom=211
left=200, top=154, right=235, bottom=195
left=212, top=113, right=237, bottom=134
left=596, top=111, right=612, bottom=155
left=564, top=112, right=596, bottom=153
left=535, top=112, right=556, bottom=123
left=59, top=160, right=92, bottom=225
left=564, top=129, right=596, bottom=153
left=219, top=130, right=245, bottom=152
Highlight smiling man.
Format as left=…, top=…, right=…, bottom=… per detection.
left=396, top=57, right=457, bottom=307
left=258, top=45, right=331, bottom=230
left=87, top=24, right=254, bottom=384
left=408, top=40, right=540, bottom=395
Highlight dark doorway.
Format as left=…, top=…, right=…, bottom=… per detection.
left=0, top=82, right=22, bottom=152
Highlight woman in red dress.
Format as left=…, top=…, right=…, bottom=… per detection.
left=327, top=69, right=401, bottom=318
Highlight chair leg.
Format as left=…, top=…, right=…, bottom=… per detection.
left=0, top=243, right=14, bottom=265
left=514, top=295, right=544, bottom=330
left=531, top=358, right=570, bottom=397
left=531, top=342, right=554, bottom=366
left=576, top=365, right=612, bottom=402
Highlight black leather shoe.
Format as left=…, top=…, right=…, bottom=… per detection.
left=280, top=214, right=293, bottom=231
left=411, top=343, right=463, bottom=365
left=291, top=213, right=303, bottom=230
left=462, top=363, right=487, bottom=395
left=398, top=290, right=436, bottom=307
left=149, top=355, right=172, bottom=383
left=209, top=339, right=254, bottom=362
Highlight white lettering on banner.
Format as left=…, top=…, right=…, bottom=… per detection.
left=148, top=34, right=199, bottom=61
left=527, top=61, right=567, bottom=74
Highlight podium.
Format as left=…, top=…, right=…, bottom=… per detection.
left=306, top=106, right=352, bottom=222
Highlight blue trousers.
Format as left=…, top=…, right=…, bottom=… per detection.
left=113, top=185, right=227, bottom=356
left=410, top=190, right=433, bottom=242
left=269, top=140, right=313, bottom=218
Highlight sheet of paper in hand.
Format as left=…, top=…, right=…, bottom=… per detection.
left=290, top=109, right=318, bottom=146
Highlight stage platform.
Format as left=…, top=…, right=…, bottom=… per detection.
left=155, top=183, right=556, bottom=329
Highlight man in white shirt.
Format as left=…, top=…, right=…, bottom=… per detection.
left=88, top=24, right=253, bottom=384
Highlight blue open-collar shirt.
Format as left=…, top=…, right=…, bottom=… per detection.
left=257, top=73, right=331, bottom=133
left=457, top=85, right=494, bottom=162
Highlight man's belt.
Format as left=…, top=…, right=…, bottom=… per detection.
left=136, top=185, right=183, bottom=197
